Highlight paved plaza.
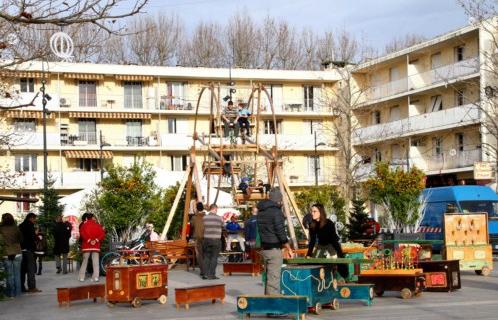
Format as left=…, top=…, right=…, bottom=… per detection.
left=2, top=261, right=498, bottom=320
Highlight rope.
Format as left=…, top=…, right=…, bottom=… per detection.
left=281, top=269, right=335, bottom=296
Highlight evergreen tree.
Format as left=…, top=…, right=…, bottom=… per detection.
left=38, top=178, right=64, bottom=234
left=346, top=198, right=369, bottom=240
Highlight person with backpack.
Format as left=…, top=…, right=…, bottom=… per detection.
left=34, top=227, right=47, bottom=275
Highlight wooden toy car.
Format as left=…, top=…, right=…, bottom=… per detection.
left=331, top=283, right=375, bottom=306
left=106, top=264, right=168, bottom=308
left=358, top=270, right=425, bottom=299
left=237, top=295, right=308, bottom=320
left=416, top=259, right=461, bottom=292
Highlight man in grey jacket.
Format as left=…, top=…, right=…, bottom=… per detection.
left=256, top=188, right=293, bottom=295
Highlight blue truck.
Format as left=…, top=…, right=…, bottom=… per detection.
left=419, top=185, right=498, bottom=252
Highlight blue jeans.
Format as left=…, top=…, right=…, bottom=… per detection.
left=2, top=255, right=22, bottom=297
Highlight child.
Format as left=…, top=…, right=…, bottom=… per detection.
left=237, top=103, right=251, bottom=137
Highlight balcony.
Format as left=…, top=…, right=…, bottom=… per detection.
left=286, top=173, right=338, bottom=186
left=353, top=104, right=480, bottom=145
left=411, top=148, right=481, bottom=172
left=260, top=134, right=336, bottom=151
left=9, top=171, right=101, bottom=189
left=365, top=57, right=479, bottom=102
left=7, top=132, right=61, bottom=148
left=67, top=132, right=98, bottom=146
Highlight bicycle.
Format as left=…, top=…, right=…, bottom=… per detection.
left=100, top=240, right=167, bottom=275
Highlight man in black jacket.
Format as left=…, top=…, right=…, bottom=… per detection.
left=257, top=188, right=293, bottom=295
left=53, top=215, right=72, bottom=274
left=19, top=212, right=41, bottom=293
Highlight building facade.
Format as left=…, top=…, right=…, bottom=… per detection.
left=1, top=20, right=497, bottom=217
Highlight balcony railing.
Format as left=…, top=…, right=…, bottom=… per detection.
left=366, top=57, right=479, bottom=101
left=68, top=132, right=98, bottom=145
left=9, top=171, right=101, bottom=189
left=353, top=104, right=480, bottom=145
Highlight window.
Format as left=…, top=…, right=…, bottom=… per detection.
left=79, top=80, right=97, bottom=107
left=124, top=81, right=143, bottom=109
left=391, top=144, right=401, bottom=161
left=20, top=78, right=35, bottom=93
left=456, top=133, right=464, bottom=152
left=390, top=105, right=400, bottom=122
left=15, top=154, right=37, bottom=172
left=269, top=84, right=283, bottom=111
left=371, top=111, right=381, bottom=124
left=170, top=155, right=187, bottom=171
left=78, top=120, right=97, bottom=144
left=430, top=95, right=443, bottom=112
left=16, top=193, right=35, bottom=214
left=373, top=148, right=382, bottom=162
left=307, top=155, right=323, bottom=178
left=263, top=120, right=282, bottom=134
left=305, top=120, right=322, bottom=135
left=126, top=120, right=143, bottom=146
left=432, top=137, right=443, bottom=156
left=168, top=118, right=177, bottom=134
left=303, top=85, right=314, bottom=111
left=455, top=89, right=465, bottom=106
left=165, top=82, right=185, bottom=109
left=79, top=158, right=99, bottom=171
left=454, top=46, right=465, bottom=62
left=13, top=119, right=36, bottom=132
left=431, top=52, right=442, bottom=69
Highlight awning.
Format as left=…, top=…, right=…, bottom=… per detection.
left=115, top=75, right=154, bottom=81
left=64, top=73, right=104, bottom=80
left=68, top=111, right=151, bottom=119
left=4, top=110, right=55, bottom=119
left=0, top=71, right=46, bottom=78
left=64, top=150, right=113, bottom=159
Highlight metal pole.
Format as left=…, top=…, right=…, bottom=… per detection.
left=100, top=130, right=104, bottom=180
left=41, top=78, right=48, bottom=192
left=314, top=130, right=318, bottom=186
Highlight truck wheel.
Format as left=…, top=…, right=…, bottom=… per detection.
left=330, top=298, right=340, bottom=310
left=400, top=288, right=412, bottom=299
left=131, top=297, right=142, bottom=308
left=314, top=302, right=322, bottom=315
left=158, top=295, right=167, bottom=304
left=480, top=267, right=491, bottom=276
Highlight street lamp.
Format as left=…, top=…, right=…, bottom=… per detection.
left=99, top=130, right=111, bottom=180
left=314, top=131, right=326, bottom=186
left=40, top=76, right=52, bottom=192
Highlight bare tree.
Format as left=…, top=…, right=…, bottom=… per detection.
left=179, top=21, right=226, bottom=68
left=96, top=33, right=129, bottom=64
left=226, top=11, right=259, bottom=68
left=257, top=15, right=279, bottom=69
left=384, top=33, right=427, bottom=54
left=275, top=21, right=301, bottom=70
left=316, top=31, right=335, bottom=66
left=300, top=28, right=317, bottom=70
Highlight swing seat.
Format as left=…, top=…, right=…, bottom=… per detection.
left=234, top=188, right=268, bottom=204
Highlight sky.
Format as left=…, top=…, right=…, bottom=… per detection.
left=135, top=0, right=469, bottom=51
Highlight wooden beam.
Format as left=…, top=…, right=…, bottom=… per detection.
left=160, top=165, right=192, bottom=240
left=278, top=169, right=308, bottom=240
left=275, top=166, right=298, bottom=249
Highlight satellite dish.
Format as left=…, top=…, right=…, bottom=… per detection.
left=449, top=148, right=457, bottom=157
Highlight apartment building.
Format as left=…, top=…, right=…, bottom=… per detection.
left=351, top=23, right=496, bottom=188
left=0, top=63, right=341, bottom=215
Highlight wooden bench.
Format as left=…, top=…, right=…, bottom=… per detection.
left=175, top=284, right=225, bottom=310
left=223, top=262, right=262, bottom=276
left=237, top=295, right=308, bottom=320
left=56, top=284, right=105, bottom=307
left=145, top=240, right=195, bottom=270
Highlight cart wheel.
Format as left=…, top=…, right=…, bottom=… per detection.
left=415, top=291, right=422, bottom=297
left=107, top=302, right=116, bottom=308
left=480, top=267, right=491, bottom=276
left=400, top=288, right=412, bottom=299
left=158, top=295, right=167, bottom=304
left=313, top=302, right=322, bottom=315
left=369, top=287, right=375, bottom=300
left=375, top=289, right=384, bottom=297
left=131, top=297, right=142, bottom=308
left=330, top=298, right=340, bottom=310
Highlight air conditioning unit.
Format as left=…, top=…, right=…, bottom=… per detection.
left=60, top=98, right=70, bottom=107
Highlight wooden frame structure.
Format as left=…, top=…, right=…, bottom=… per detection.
left=160, top=83, right=307, bottom=247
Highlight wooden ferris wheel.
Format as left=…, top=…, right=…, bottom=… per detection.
left=160, top=83, right=307, bottom=248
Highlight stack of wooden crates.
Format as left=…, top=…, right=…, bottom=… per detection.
left=443, top=213, right=493, bottom=276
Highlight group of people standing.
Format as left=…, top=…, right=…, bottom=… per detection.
left=188, top=186, right=343, bottom=296
left=0, top=212, right=72, bottom=297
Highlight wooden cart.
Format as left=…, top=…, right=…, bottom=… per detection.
left=358, top=270, right=425, bottom=299
left=106, top=264, right=168, bottom=308
left=416, top=259, right=461, bottom=292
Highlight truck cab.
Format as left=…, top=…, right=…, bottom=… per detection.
left=419, top=186, right=498, bottom=252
